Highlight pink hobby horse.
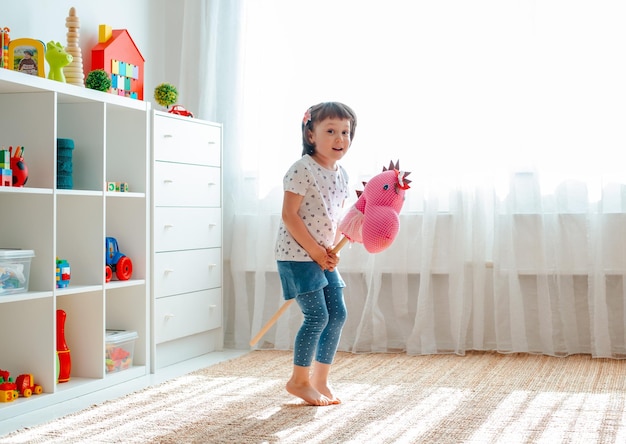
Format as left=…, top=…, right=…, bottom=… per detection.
left=250, top=161, right=411, bottom=346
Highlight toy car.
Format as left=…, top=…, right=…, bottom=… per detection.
left=105, top=237, right=133, bottom=282
left=169, top=105, right=194, bottom=118
left=15, top=374, right=42, bottom=398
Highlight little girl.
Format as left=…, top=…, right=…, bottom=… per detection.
left=275, top=101, right=357, bottom=406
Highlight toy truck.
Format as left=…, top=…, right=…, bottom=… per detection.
left=105, top=237, right=133, bottom=282
left=15, top=374, right=42, bottom=397
left=0, top=369, right=42, bottom=400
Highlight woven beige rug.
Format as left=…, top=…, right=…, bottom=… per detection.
left=1, top=350, right=625, bottom=443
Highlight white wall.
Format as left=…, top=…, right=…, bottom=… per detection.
left=2, top=0, right=170, bottom=107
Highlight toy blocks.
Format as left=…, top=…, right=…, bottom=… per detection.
left=56, top=258, right=71, bottom=288
left=107, top=182, right=129, bottom=192
left=0, top=149, right=11, bottom=186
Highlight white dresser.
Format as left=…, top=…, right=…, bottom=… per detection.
left=151, top=111, right=223, bottom=370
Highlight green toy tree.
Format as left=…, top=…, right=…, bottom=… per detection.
left=154, top=83, right=178, bottom=108
left=85, top=69, right=111, bottom=92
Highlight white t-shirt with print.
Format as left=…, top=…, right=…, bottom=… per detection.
left=275, top=155, right=349, bottom=262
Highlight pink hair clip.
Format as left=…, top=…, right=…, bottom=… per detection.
left=302, top=108, right=312, bottom=126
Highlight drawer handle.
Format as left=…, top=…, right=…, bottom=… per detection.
left=163, top=179, right=174, bottom=184
left=164, top=268, right=175, bottom=274
left=164, top=224, right=174, bottom=229
left=208, top=263, right=217, bottom=269
left=209, top=223, right=217, bottom=228
left=209, top=305, right=217, bottom=309
left=208, top=141, right=216, bottom=145
left=208, top=182, right=216, bottom=186
left=163, top=134, right=174, bottom=139
left=164, top=313, right=176, bottom=320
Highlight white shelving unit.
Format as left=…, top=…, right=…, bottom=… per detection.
left=151, top=111, right=223, bottom=370
left=0, top=68, right=150, bottom=419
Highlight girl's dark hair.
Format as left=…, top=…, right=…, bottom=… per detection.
left=302, top=102, right=357, bottom=156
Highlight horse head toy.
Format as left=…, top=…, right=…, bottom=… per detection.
left=339, top=160, right=411, bottom=253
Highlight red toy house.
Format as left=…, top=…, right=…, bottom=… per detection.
left=91, top=26, right=144, bottom=100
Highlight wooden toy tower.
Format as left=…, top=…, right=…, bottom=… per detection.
left=63, top=7, right=85, bottom=87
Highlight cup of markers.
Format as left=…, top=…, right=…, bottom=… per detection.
left=10, top=146, right=28, bottom=187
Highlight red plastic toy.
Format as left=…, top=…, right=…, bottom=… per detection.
left=57, top=309, right=71, bottom=383
left=0, top=369, right=42, bottom=400
left=10, top=146, right=28, bottom=187
left=0, top=380, right=17, bottom=402
left=15, top=374, right=42, bottom=397
left=105, top=236, right=133, bottom=282
left=169, top=105, right=193, bottom=117
left=0, top=369, right=16, bottom=402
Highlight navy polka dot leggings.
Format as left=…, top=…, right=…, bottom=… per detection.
left=293, top=286, right=347, bottom=367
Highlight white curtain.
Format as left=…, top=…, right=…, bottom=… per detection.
left=180, top=0, right=626, bottom=358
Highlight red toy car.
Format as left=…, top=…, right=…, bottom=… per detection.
left=15, top=374, right=42, bottom=397
left=169, top=105, right=194, bottom=118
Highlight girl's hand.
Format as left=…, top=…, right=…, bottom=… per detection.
left=326, top=248, right=340, bottom=272
left=310, top=245, right=338, bottom=271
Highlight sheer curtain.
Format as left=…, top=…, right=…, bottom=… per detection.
left=181, top=1, right=626, bottom=358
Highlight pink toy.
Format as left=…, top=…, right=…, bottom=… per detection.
left=339, top=160, right=410, bottom=253
left=250, top=161, right=411, bottom=346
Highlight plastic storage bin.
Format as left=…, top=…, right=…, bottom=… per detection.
left=0, top=249, right=35, bottom=295
left=105, top=330, right=138, bottom=373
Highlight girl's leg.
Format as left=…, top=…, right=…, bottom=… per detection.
left=286, top=289, right=331, bottom=406
left=311, top=286, right=346, bottom=403
left=315, top=286, right=347, bottom=364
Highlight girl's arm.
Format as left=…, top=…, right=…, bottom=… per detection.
left=282, top=190, right=332, bottom=269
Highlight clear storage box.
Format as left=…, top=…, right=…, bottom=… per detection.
left=0, top=249, right=35, bottom=295
left=105, top=330, right=138, bottom=373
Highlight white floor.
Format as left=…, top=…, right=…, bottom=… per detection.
left=0, top=349, right=248, bottom=437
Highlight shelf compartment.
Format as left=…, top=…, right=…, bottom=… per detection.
left=0, top=193, right=54, bottom=292
left=106, top=197, right=147, bottom=281
left=57, top=290, right=105, bottom=379
left=0, top=91, right=56, bottom=190
left=57, top=194, right=104, bottom=286
left=106, top=286, right=148, bottom=371
left=57, top=102, right=105, bottom=192
left=0, top=298, right=56, bottom=392
left=106, top=106, right=149, bottom=195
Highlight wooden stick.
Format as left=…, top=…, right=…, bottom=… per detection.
left=249, top=236, right=350, bottom=346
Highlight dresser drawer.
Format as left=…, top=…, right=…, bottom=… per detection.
left=153, top=113, right=221, bottom=166
left=153, top=162, right=220, bottom=207
left=154, top=207, right=221, bottom=252
left=154, top=288, right=222, bottom=344
left=154, top=248, right=221, bottom=297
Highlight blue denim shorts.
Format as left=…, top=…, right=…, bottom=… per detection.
left=276, top=261, right=346, bottom=300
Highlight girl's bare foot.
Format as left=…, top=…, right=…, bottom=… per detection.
left=286, top=379, right=332, bottom=406
left=311, top=361, right=341, bottom=404
left=311, top=380, right=341, bottom=404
